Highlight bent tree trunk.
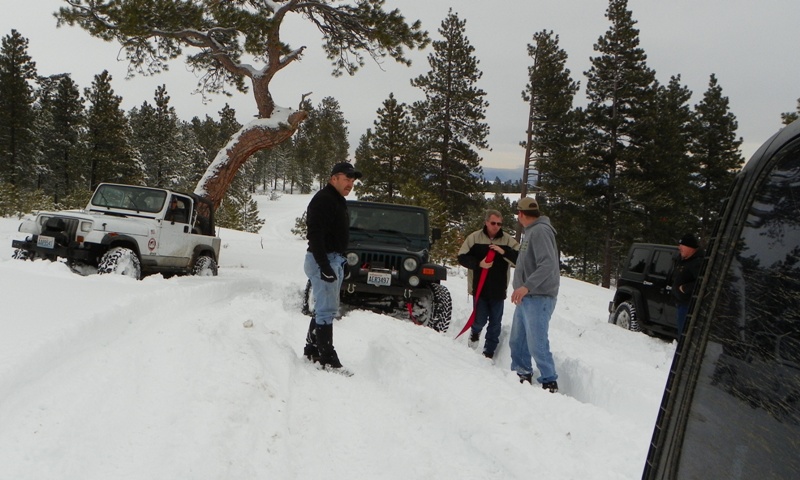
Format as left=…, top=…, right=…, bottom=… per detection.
left=194, top=109, right=307, bottom=212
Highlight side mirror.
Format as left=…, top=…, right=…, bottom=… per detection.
left=431, top=227, right=442, bottom=243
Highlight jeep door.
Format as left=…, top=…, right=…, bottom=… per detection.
left=644, top=247, right=678, bottom=328
left=157, top=195, right=194, bottom=267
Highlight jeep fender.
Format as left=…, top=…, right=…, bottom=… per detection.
left=192, top=244, right=217, bottom=262
left=610, top=287, right=646, bottom=321
left=420, top=262, right=448, bottom=282
left=99, top=234, right=142, bottom=258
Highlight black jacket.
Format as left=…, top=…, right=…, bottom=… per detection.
left=457, top=227, right=520, bottom=300
left=306, top=184, right=349, bottom=269
left=672, top=249, right=704, bottom=305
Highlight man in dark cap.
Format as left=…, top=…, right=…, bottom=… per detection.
left=302, top=161, right=361, bottom=371
left=509, top=197, right=561, bottom=393
left=672, top=233, right=704, bottom=339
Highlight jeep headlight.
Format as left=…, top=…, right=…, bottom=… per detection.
left=346, top=252, right=359, bottom=266
left=408, top=275, right=420, bottom=287
left=80, top=221, right=92, bottom=233
left=403, top=257, right=418, bottom=272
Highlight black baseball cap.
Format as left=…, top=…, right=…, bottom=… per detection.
left=330, top=162, right=362, bottom=179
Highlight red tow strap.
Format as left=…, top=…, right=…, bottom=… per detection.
left=455, top=249, right=496, bottom=339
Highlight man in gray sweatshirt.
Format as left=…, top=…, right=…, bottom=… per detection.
left=509, top=197, right=560, bottom=393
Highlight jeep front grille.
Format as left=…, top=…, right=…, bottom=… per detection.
left=360, top=252, right=402, bottom=271
left=46, top=217, right=80, bottom=241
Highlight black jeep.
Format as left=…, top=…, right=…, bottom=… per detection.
left=303, top=200, right=451, bottom=332
left=608, top=243, right=679, bottom=339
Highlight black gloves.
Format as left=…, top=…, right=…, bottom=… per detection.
left=320, top=263, right=337, bottom=283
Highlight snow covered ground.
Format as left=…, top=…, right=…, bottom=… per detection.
left=0, top=192, right=676, bottom=479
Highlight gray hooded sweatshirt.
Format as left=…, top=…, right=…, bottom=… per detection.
left=512, top=215, right=560, bottom=298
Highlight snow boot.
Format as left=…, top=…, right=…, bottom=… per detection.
left=303, top=318, right=319, bottom=362
left=468, top=331, right=480, bottom=350
left=518, top=373, right=533, bottom=384
left=315, top=323, right=343, bottom=369
left=542, top=381, right=559, bottom=393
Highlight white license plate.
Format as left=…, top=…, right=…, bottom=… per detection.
left=367, top=271, right=392, bottom=286
left=37, top=235, right=55, bottom=249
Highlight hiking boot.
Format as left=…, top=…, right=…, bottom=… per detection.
left=483, top=351, right=494, bottom=359
left=468, top=331, right=480, bottom=350
left=316, top=323, right=344, bottom=369
left=518, top=373, right=533, bottom=384
left=303, top=318, right=319, bottom=362
left=542, top=381, right=559, bottom=393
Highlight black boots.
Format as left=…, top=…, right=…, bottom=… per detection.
left=304, top=320, right=343, bottom=369
left=303, top=318, right=319, bottom=362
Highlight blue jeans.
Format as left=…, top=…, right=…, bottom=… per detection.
left=304, top=252, right=345, bottom=325
left=676, top=304, right=689, bottom=338
left=471, top=297, right=504, bottom=355
left=509, top=295, right=558, bottom=384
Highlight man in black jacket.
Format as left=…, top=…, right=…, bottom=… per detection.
left=303, top=162, right=361, bottom=370
left=673, top=233, right=704, bottom=338
left=457, top=210, right=519, bottom=359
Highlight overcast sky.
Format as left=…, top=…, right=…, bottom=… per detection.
left=3, top=0, right=799, bottom=170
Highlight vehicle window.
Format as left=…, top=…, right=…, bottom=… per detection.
left=90, top=184, right=166, bottom=214
left=627, top=247, right=649, bottom=274
left=649, top=250, right=674, bottom=277
left=676, top=142, right=800, bottom=477
left=349, top=206, right=426, bottom=236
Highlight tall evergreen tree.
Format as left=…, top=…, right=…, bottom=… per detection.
left=583, top=0, right=656, bottom=287
left=0, top=30, right=38, bottom=187
left=357, top=93, right=415, bottom=202
left=129, top=85, right=193, bottom=188
left=410, top=9, right=489, bottom=221
left=309, top=96, right=349, bottom=184
left=690, top=74, right=744, bottom=239
left=634, top=75, right=697, bottom=244
left=82, top=70, right=142, bottom=189
left=36, top=73, right=85, bottom=204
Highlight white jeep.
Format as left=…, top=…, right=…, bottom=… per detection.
left=11, top=183, right=221, bottom=279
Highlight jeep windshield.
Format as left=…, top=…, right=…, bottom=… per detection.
left=90, top=184, right=167, bottom=214
left=347, top=203, right=427, bottom=239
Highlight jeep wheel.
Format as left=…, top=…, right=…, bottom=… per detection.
left=192, top=255, right=218, bottom=276
left=98, top=247, right=142, bottom=280
left=11, top=248, right=32, bottom=260
left=427, top=283, right=452, bottom=333
left=612, top=301, right=641, bottom=332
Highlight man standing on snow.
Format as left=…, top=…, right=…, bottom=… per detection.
left=302, top=162, right=361, bottom=371
left=672, top=233, right=704, bottom=339
left=457, top=209, right=519, bottom=359
left=509, top=197, right=560, bottom=393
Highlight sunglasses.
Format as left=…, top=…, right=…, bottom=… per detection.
left=488, top=221, right=502, bottom=226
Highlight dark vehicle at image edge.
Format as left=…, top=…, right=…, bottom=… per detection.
left=304, top=200, right=452, bottom=332
left=609, top=243, right=680, bottom=340
left=643, top=119, right=800, bottom=478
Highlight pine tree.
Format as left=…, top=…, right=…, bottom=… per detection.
left=82, top=70, right=142, bottom=189
left=633, top=75, right=697, bottom=244
left=690, top=74, right=744, bottom=239
left=410, top=9, right=489, bottom=221
left=309, top=96, right=349, bottom=183
left=781, top=98, right=800, bottom=125
left=129, top=85, right=193, bottom=188
left=583, top=0, right=656, bottom=287
left=0, top=29, right=39, bottom=188
left=36, top=73, right=85, bottom=204
left=356, top=93, right=415, bottom=202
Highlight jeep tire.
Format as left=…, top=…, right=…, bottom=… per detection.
left=98, top=247, right=142, bottom=280
left=192, top=255, right=218, bottom=276
left=612, top=301, right=641, bottom=333
left=426, top=283, right=452, bottom=333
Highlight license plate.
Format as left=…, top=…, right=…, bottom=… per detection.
left=37, top=235, right=55, bottom=249
left=367, top=271, right=392, bottom=286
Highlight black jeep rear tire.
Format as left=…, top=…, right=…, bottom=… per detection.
left=98, top=247, right=142, bottom=280
left=612, top=301, right=641, bottom=332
